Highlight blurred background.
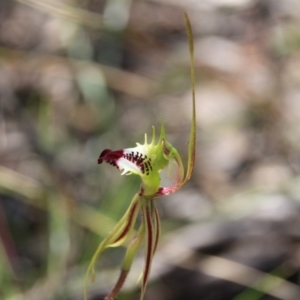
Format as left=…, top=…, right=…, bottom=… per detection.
left=1, top=0, right=300, bottom=299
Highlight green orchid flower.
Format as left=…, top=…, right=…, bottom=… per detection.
left=84, top=13, right=196, bottom=300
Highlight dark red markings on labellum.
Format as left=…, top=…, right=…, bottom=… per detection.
left=123, top=151, right=152, bottom=175
left=98, top=149, right=124, bottom=169
left=98, top=148, right=153, bottom=175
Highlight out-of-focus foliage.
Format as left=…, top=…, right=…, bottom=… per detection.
left=1, top=1, right=300, bottom=300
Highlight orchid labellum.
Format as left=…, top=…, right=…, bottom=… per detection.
left=84, top=13, right=196, bottom=300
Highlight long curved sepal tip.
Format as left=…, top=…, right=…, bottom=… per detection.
left=183, top=13, right=196, bottom=185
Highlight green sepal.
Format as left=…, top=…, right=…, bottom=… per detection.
left=84, top=193, right=141, bottom=300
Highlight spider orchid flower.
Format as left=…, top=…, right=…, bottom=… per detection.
left=84, top=13, right=196, bottom=300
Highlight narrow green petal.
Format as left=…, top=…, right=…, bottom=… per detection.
left=107, top=193, right=140, bottom=245
left=110, top=198, right=141, bottom=247
left=183, top=12, right=196, bottom=185
left=152, top=203, right=161, bottom=256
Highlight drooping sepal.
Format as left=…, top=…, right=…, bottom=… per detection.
left=104, top=224, right=146, bottom=300
left=139, top=199, right=161, bottom=300
left=84, top=194, right=141, bottom=300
